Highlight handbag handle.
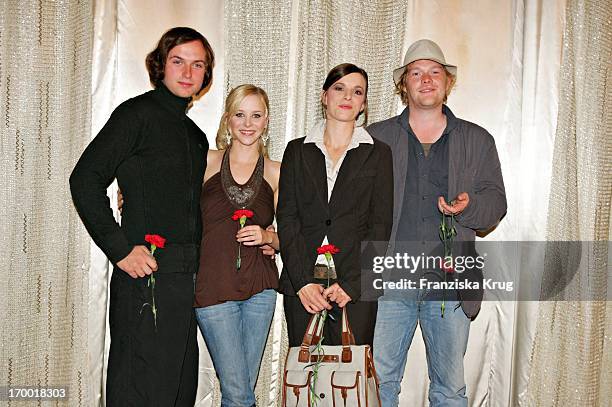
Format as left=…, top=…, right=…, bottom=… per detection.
left=297, top=307, right=356, bottom=363
left=341, top=307, right=356, bottom=345
left=298, top=312, right=322, bottom=362
left=340, top=307, right=355, bottom=363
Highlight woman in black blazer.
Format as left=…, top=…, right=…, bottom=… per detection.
left=277, top=63, right=394, bottom=346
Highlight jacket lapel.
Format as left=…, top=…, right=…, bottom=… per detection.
left=329, top=143, right=373, bottom=210
left=301, top=142, right=329, bottom=209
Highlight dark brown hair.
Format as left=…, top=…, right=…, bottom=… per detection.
left=145, top=27, right=215, bottom=94
left=322, top=63, right=369, bottom=126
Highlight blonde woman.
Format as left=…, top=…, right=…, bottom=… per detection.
left=194, top=84, right=280, bottom=407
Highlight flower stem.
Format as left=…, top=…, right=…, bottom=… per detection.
left=309, top=311, right=327, bottom=407
left=439, top=208, right=456, bottom=318
left=236, top=216, right=247, bottom=270
left=149, top=244, right=158, bottom=330
left=150, top=274, right=157, bottom=330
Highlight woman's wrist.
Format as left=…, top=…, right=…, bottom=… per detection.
left=263, top=229, right=273, bottom=245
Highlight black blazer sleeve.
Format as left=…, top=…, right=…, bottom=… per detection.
left=277, top=140, right=314, bottom=293
left=336, top=140, right=394, bottom=302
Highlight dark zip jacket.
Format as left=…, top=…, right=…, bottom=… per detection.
left=70, top=83, right=208, bottom=264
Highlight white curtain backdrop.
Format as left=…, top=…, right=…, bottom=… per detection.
left=524, top=0, right=612, bottom=404
left=1, top=0, right=93, bottom=404
left=386, top=1, right=565, bottom=405
left=88, top=0, right=570, bottom=406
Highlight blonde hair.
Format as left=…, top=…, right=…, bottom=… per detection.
left=216, top=84, right=270, bottom=156
left=395, top=66, right=456, bottom=105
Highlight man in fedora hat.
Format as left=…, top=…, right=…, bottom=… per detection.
left=367, top=39, right=506, bottom=406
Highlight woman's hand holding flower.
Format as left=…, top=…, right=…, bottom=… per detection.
left=236, top=225, right=270, bottom=245
left=236, top=224, right=280, bottom=252
left=298, top=284, right=332, bottom=314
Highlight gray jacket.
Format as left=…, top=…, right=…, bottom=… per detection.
left=367, top=105, right=507, bottom=317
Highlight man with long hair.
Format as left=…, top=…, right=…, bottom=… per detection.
left=70, top=27, right=214, bottom=406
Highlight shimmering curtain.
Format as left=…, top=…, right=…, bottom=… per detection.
left=0, top=0, right=93, bottom=405
left=525, top=0, right=612, bottom=405
left=223, top=0, right=292, bottom=161
left=288, top=0, right=406, bottom=139
left=2, top=0, right=604, bottom=406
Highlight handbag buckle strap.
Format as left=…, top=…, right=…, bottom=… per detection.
left=341, top=347, right=352, bottom=363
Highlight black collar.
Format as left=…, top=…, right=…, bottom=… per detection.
left=152, top=82, right=191, bottom=117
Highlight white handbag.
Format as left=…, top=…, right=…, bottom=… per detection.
left=282, top=308, right=381, bottom=407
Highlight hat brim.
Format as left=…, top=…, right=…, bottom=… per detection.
left=393, top=61, right=457, bottom=86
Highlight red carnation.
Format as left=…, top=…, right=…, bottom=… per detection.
left=440, top=256, right=454, bottom=274
left=145, top=234, right=166, bottom=251
left=316, top=244, right=340, bottom=255
left=317, top=244, right=340, bottom=285
left=142, top=233, right=166, bottom=330
left=232, top=209, right=254, bottom=270
left=232, top=209, right=254, bottom=221
left=311, top=243, right=341, bottom=403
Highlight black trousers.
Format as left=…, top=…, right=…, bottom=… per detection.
left=284, top=294, right=377, bottom=348
left=106, top=245, right=199, bottom=407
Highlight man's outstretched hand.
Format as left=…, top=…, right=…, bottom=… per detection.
left=438, top=192, right=470, bottom=216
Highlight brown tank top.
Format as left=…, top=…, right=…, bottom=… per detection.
left=194, top=151, right=278, bottom=307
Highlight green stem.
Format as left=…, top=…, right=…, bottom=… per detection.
left=309, top=311, right=327, bottom=407
left=439, top=208, right=456, bottom=318
left=237, top=216, right=246, bottom=270
left=149, top=244, right=158, bottom=330
left=151, top=274, right=157, bottom=330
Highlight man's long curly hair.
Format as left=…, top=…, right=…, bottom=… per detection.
left=145, top=27, right=215, bottom=94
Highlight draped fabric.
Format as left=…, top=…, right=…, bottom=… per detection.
left=0, top=0, right=93, bottom=405
left=223, top=0, right=292, bottom=161
left=287, top=0, right=407, bottom=139
left=2, top=0, right=610, bottom=406
left=524, top=0, right=612, bottom=405
left=489, top=1, right=567, bottom=405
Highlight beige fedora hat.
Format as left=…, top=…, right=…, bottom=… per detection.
left=393, top=39, right=457, bottom=85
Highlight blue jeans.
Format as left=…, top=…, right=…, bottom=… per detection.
left=195, top=289, right=276, bottom=407
left=373, top=294, right=470, bottom=407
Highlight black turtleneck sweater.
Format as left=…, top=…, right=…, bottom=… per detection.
left=70, top=84, right=208, bottom=264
